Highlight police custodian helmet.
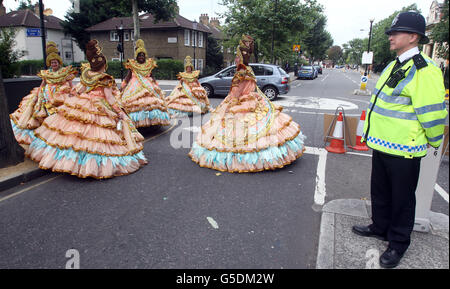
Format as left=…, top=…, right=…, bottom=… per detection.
left=385, top=11, right=429, bottom=44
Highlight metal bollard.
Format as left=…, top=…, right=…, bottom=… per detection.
left=414, top=143, right=444, bottom=232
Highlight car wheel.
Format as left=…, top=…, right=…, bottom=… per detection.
left=262, top=86, right=278, bottom=101
left=202, top=84, right=213, bottom=98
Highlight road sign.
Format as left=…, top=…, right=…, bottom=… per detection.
left=26, top=28, right=41, bottom=37
left=360, top=75, right=368, bottom=90
left=362, top=52, right=373, bottom=64
left=293, top=45, right=301, bottom=52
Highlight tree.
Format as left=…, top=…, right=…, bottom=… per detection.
left=0, top=28, right=26, bottom=78
left=327, top=45, right=343, bottom=66
left=220, top=0, right=326, bottom=64
left=0, top=0, right=25, bottom=168
left=130, top=0, right=177, bottom=42
left=343, top=38, right=365, bottom=65
left=431, top=0, right=449, bottom=60
left=205, top=35, right=224, bottom=75
left=62, top=0, right=130, bottom=53
left=301, top=14, right=333, bottom=63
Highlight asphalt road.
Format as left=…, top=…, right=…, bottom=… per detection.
left=0, top=68, right=448, bottom=269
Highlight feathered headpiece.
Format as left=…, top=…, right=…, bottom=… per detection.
left=134, top=39, right=148, bottom=59
left=184, top=55, right=194, bottom=71
left=236, top=34, right=254, bottom=64
left=86, top=39, right=107, bottom=72
left=46, top=41, right=63, bottom=68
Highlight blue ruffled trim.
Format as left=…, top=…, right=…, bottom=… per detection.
left=29, top=137, right=146, bottom=167
left=10, top=119, right=37, bottom=142
left=191, top=132, right=306, bottom=167
left=168, top=108, right=193, bottom=117
left=128, top=109, right=170, bottom=123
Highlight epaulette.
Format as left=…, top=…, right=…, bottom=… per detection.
left=413, top=54, right=428, bottom=70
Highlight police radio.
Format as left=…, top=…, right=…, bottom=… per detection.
left=386, top=66, right=411, bottom=88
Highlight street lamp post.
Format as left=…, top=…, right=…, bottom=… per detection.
left=116, top=22, right=124, bottom=81
left=364, top=19, right=375, bottom=77
left=193, top=20, right=197, bottom=70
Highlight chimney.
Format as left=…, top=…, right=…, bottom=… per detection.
left=34, top=3, right=43, bottom=15
left=0, top=3, right=6, bottom=16
left=199, top=13, right=209, bottom=26
left=210, top=17, right=220, bottom=28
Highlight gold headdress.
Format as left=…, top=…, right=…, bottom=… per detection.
left=86, top=39, right=107, bottom=72
left=46, top=41, right=63, bottom=68
left=236, top=34, right=254, bottom=64
left=184, top=55, right=194, bottom=71
left=134, top=39, right=148, bottom=59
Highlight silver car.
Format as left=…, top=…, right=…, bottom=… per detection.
left=199, top=63, right=290, bottom=100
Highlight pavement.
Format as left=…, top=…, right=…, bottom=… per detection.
left=1, top=74, right=448, bottom=269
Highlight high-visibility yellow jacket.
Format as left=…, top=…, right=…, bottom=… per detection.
left=363, top=52, right=448, bottom=158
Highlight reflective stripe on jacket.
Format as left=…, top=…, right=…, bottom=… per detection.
left=363, top=52, right=448, bottom=158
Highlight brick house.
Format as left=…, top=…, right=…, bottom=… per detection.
left=423, top=0, right=447, bottom=69
left=0, top=3, right=84, bottom=64
left=86, top=13, right=211, bottom=72
left=198, top=14, right=234, bottom=68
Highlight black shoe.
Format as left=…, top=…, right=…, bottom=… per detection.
left=380, top=247, right=404, bottom=268
left=352, top=225, right=387, bottom=241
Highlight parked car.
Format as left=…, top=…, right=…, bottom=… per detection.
left=199, top=63, right=290, bottom=100
left=314, top=65, right=323, bottom=74
left=297, top=66, right=317, bottom=80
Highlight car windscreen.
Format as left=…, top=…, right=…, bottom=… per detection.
left=301, top=67, right=313, bottom=71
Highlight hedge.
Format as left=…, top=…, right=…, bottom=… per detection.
left=14, top=58, right=184, bottom=80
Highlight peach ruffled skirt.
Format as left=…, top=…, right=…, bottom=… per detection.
left=26, top=91, right=147, bottom=179
left=189, top=81, right=306, bottom=173
left=166, top=81, right=210, bottom=117
left=121, top=74, right=170, bottom=127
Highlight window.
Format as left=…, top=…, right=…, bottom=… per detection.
left=192, top=31, right=197, bottom=47
left=220, top=67, right=236, bottom=77
left=198, top=33, right=203, bottom=48
left=64, top=51, right=72, bottom=60
left=124, top=32, right=130, bottom=41
left=197, top=59, right=204, bottom=71
left=110, top=31, right=119, bottom=41
left=251, top=65, right=265, bottom=76
left=264, top=66, right=274, bottom=75
left=184, top=29, right=190, bottom=46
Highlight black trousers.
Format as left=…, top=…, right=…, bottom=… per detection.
left=369, top=150, right=421, bottom=254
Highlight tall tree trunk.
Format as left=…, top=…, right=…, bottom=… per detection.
left=0, top=71, right=25, bottom=168
left=132, top=0, right=140, bottom=44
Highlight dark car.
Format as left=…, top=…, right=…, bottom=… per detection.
left=297, top=66, right=316, bottom=80
left=199, top=63, right=290, bottom=100
left=314, top=65, right=323, bottom=74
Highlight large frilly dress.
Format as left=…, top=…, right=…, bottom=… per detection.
left=120, top=58, right=170, bottom=127
left=25, top=64, right=147, bottom=179
left=10, top=66, right=77, bottom=145
left=166, top=70, right=210, bottom=117
left=189, top=64, right=306, bottom=173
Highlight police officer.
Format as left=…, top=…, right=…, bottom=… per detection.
left=352, top=11, right=448, bottom=268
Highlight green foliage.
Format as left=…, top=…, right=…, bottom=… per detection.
left=153, top=59, right=184, bottom=80
left=343, top=38, right=365, bottom=65
left=220, top=0, right=330, bottom=64
left=431, top=0, right=449, bottom=59
left=17, top=60, right=45, bottom=76
left=107, top=59, right=183, bottom=80
left=0, top=28, right=25, bottom=78
left=327, top=46, right=343, bottom=65
left=206, top=35, right=224, bottom=74
left=137, top=0, right=178, bottom=23
left=17, top=0, right=34, bottom=10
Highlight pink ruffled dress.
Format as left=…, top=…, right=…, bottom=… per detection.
left=25, top=64, right=147, bottom=179
left=10, top=66, right=77, bottom=145
left=189, top=64, right=306, bottom=172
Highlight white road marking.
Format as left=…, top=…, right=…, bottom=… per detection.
left=275, top=96, right=358, bottom=111
left=304, top=146, right=328, bottom=205
left=435, top=183, right=449, bottom=203
left=207, top=217, right=219, bottom=229
left=321, top=74, right=329, bottom=82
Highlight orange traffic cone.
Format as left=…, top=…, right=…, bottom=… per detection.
left=325, top=112, right=346, bottom=154
left=351, top=110, right=369, bottom=151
